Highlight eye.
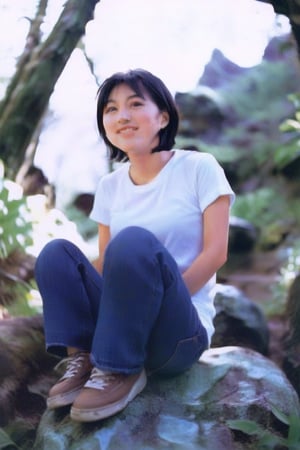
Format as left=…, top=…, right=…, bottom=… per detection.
left=131, top=100, right=143, bottom=108
left=104, top=105, right=117, bottom=113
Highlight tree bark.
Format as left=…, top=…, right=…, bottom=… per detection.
left=0, top=0, right=100, bottom=179
left=0, top=0, right=48, bottom=119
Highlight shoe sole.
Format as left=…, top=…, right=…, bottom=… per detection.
left=47, top=387, right=83, bottom=409
left=70, top=370, right=147, bottom=422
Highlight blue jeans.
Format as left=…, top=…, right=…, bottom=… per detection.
left=35, top=226, right=208, bottom=376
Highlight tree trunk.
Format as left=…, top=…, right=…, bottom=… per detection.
left=257, top=0, right=300, bottom=55
left=0, top=0, right=100, bottom=179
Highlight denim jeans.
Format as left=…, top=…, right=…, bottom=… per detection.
left=35, top=226, right=208, bottom=376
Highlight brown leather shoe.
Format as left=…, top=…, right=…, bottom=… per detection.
left=70, top=368, right=147, bottom=422
left=47, top=352, right=92, bottom=409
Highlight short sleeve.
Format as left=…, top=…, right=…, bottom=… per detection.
left=89, top=177, right=110, bottom=225
left=195, top=153, right=235, bottom=212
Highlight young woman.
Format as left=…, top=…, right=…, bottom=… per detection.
left=35, top=69, right=235, bottom=423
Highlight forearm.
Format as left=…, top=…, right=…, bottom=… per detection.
left=182, top=195, right=231, bottom=295
left=182, top=249, right=227, bottom=296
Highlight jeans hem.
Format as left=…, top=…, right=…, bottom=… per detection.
left=90, top=354, right=144, bottom=375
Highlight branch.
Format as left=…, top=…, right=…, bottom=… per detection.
left=0, top=0, right=49, bottom=118
left=0, top=0, right=100, bottom=178
left=17, top=0, right=49, bottom=69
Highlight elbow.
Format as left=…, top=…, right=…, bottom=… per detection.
left=217, top=248, right=228, bottom=270
left=92, top=257, right=103, bottom=274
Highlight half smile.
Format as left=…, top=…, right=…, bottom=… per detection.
left=118, top=126, right=137, bottom=134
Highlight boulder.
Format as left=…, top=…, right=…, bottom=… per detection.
left=228, top=217, right=258, bottom=254
left=282, top=273, right=300, bottom=397
left=199, top=48, right=247, bottom=90
left=175, top=86, right=225, bottom=139
left=212, top=284, right=269, bottom=355
left=33, top=346, right=300, bottom=450
left=0, top=315, right=58, bottom=428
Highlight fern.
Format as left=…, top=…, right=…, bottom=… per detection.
left=274, top=92, right=300, bottom=169
left=227, top=403, right=300, bottom=450
left=0, top=161, right=33, bottom=259
left=0, top=160, right=34, bottom=309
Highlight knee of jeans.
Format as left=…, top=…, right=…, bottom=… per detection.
left=105, top=226, right=155, bottom=262
left=35, top=239, right=72, bottom=273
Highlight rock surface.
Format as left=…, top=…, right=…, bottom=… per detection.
left=33, top=346, right=300, bottom=450
left=0, top=284, right=272, bottom=449
left=0, top=315, right=57, bottom=429
left=212, top=284, right=269, bottom=355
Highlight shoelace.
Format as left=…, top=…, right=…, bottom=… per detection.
left=55, top=352, right=88, bottom=380
left=84, top=367, right=117, bottom=390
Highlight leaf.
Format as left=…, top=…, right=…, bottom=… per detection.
left=287, top=415, right=300, bottom=445
left=226, top=419, right=265, bottom=436
left=274, top=141, right=300, bottom=169
left=227, top=419, right=284, bottom=449
left=287, top=93, right=300, bottom=109
left=0, top=428, right=18, bottom=449
left=259, top=433, right=285, bottom=449
left=280, top=119, right=300, bottom=132
left=269, top=402, right=290, bottom=425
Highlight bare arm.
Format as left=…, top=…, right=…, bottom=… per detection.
left=92, top=223, right=111, bottom=275
left=182, top=195, right=231, bottom=295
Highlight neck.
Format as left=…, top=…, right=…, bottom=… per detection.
left=129, top=151, right=173, bottom=185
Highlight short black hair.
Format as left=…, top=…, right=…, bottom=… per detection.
left=96, top=69, right=179, bottom=162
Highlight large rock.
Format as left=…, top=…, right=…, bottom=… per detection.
left=174, top=34, right=300, bottom=196
left=282, top=273, right=300, bottom=397
left=212, top=284, right=269, bottom=355
left=198, top=48, right=247, bottom=90
left=228, top=217, right=258, bottom=254
left=33, top=346, right=300, bottom=450
left=175, top=86, right=225, bottom=140
left=0, top=315, right=58, bottom=428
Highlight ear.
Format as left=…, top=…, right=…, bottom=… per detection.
left=160, top=111, right=169, bottom=129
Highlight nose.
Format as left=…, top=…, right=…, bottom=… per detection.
left=117, top=107, right=130, bottom=123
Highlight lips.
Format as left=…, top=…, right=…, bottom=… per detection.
left=117, top=126, right=137, bottom=134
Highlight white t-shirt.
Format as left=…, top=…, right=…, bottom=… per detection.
left=90, top=149, right=235, bottom=344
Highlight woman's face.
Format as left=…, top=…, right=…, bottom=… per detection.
left=102, top=83, right=169, bottom=157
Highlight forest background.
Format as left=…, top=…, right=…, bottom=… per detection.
left=0, top=0, right=300, bottom=346
left=2, top=0, right=300, bottom=448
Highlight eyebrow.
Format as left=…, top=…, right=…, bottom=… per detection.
left=106, top=93, right=144, bottom=104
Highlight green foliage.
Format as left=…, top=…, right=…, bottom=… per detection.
left=231, top=188, right=300, bottom=314
left=0, top=159, right=35, bottom=310
left=238, top=235, right=300, bottom=319
left=0, top=428, right=19, bottom=449
left=274, top=139, right=300, bottom=170
left=174, top=137, right=241, bottom=164
left=218, top=59, right=300, bottom=173
left=0, top=160, right=33, bottom=259
left=274, top=93, right=300, bottom=169
left=232, top=187, right=298, bottom=244
left=195, top=142, right=240, bottom=164
left=222, top=61, right=297, bottom=122
left=227, top=403, right=300, bottom=449
left=231, top=187, right=285, bottom=231
left=282, top=238, right=300, bottom=277
left=5, top=288, right=41, bottom=316
left=64, top=204, right=97, bottom=240
left=224, top=126, right=276, bottom=170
